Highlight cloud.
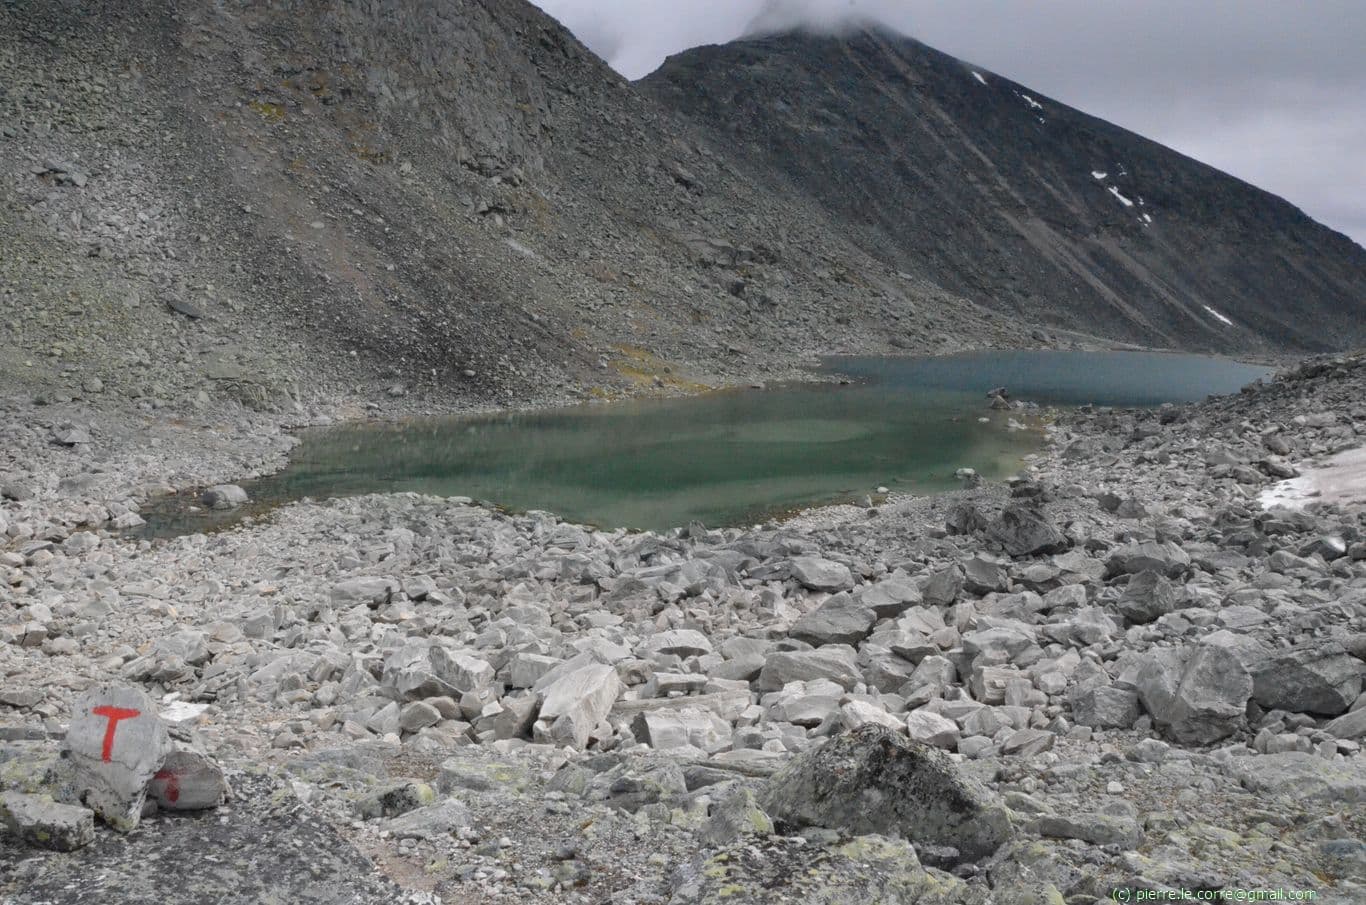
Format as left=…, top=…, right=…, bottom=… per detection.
left=742, top=0, right=881, bottom=37
left=530, top=0, right=1366, bottom=246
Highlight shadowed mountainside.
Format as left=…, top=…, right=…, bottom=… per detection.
left=641, top=26, right=1366, bottom=353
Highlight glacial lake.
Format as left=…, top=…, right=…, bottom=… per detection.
left=145, top=351, right=1271, bottom=536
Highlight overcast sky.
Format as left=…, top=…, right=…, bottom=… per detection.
left=532, top=0, right=1366, bottom=247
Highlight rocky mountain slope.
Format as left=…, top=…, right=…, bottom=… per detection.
left=0, top=0, right=1040, bottom=417
left=642, top=27, right=1366, bottom=354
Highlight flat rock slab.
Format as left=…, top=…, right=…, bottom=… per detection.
left=1228, top=753, right=1366, bottom=804
left=0, top=791, right=95, bottom=851
left=788, top=555, right=854, bottom=592
left=669, top=833, right=954, bottom=904
left=0, top=772, right=403, bottom=904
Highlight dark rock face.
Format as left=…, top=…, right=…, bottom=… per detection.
left=1251, top=643, right=1365, bottom=716
left=642, top=27, right=1366, bottom=353
left=757, top=725, right=1013, bottom=863
left=988, top=505, right=1071, bottom=557
left=1116, top=570, right=1176, bottom=624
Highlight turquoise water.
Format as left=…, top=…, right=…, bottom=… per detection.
left=143, top=351, right=1270, bottom=535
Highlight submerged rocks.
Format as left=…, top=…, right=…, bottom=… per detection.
left=758, top=725, right=1013, bottom=863
left=201, top=484, right=249, bottom=510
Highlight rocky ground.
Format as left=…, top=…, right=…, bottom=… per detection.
left=2, top=351, right=1365, bottom=904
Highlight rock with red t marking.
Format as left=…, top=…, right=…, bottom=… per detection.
left=64, top=683, right=171, bottom=832
left=147, top=748, right=230, bottom=811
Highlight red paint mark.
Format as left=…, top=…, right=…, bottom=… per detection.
left=153, top=769, right=180, bottom=804
left=90, top=705, right=141, bottom=762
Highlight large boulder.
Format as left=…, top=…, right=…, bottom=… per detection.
left=536, top=663, right=621, bottom=749
left=922, top=566, right=963, bottom=607
left=1250, top=642, right=1363, bottom=716
left=789, top=594, right=877, bottom=647
left=201, top=484, right=249, bottom=510
left=788, top=556, right=855, bottom=592
left=1069, top=685, right=1140, bottom=729
left=64, top=684, right=171, bottom=832
left=1106, top=541, right=1190, bottom=578
left=758, top=725, right=1013, bottom=863
left=1116, top=570, right=1175, bottom=624
left=757, top=647, right=861, bottom=692
left=857, top=577, right=922, bottom=618
left=988, top=505, right=1070, bottom=557
left=1136, top=645, right=1251, bottom=745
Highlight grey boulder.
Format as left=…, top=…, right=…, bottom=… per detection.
left=1116, top=570, right=1175, bottom=624
left=201, top=484, right=249, bottom=510
left=988, top=505, right=1070, bottom=557
left=757, top=647, right=861, bottom=692
left=64, top=684, right=172, bottom=832
left=1250, top=642, right=1364, bottom=716
left=1107, top=541, right=1191, bottom=578
left=1136, top=644, right=1252, bottom=745
left=788, top=555, right=855, bottom=592
left=0, top=792, right=95, bottom=851
left=789, top=593, right=877, bottom=646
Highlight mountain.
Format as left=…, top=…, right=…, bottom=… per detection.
left=0, top=1, right=1035, bottom=413
left=3, top=5, right=1361, bottom=419
left=641, top=26, right=1366, bottom=353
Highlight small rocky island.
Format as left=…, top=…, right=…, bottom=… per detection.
left=2, top=1, right=1365, bottom=903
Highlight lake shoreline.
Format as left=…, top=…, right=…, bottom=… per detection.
left=5, top=349, right=1365, bottom=903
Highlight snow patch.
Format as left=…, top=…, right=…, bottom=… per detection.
left=1108, top=186, right=1135, bottom=208
left=161, top=701, right=210, bottom=724
left=1091, top=171, right=1107, bottom=180
left=1259, top=446, right=1366, bottom=511
left=1020, top=94, right=1043, bottom=110
left=1202, top=305, right=1234, bottom=327
left=972, top=71, right=987, bottom=85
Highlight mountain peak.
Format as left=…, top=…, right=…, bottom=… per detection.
left=641, top=33, right=1366, bottom=352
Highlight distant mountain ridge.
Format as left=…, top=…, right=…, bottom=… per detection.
left=641, top=26, right=1366, bottom=352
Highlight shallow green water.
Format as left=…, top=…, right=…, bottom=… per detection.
left=145, top=351, right=1270, bottom=535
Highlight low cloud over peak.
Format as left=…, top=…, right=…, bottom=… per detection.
left=741, top=0, right=892, bottom=38
left=532, top=0, right=1366, bottom=246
